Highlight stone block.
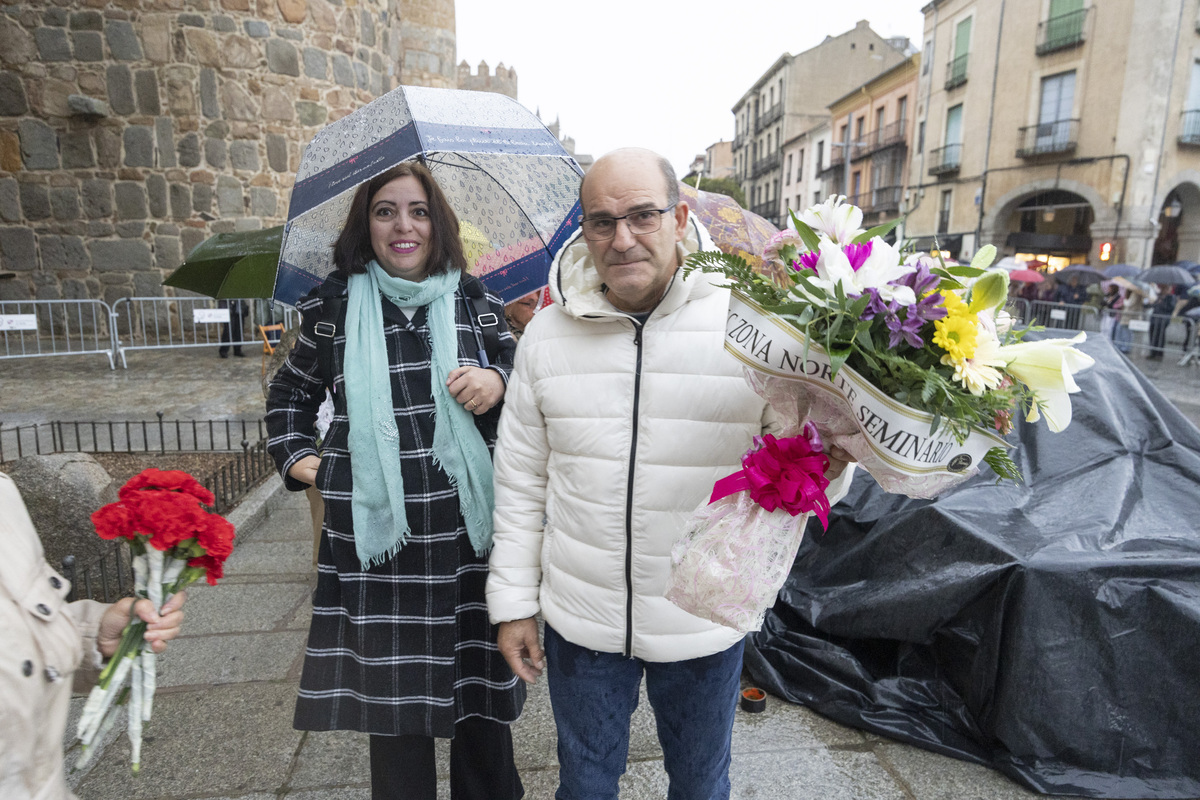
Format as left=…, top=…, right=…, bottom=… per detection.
left=117, top=222, right=144, bottom=239
left=35, top=27, right=71, bottom=62
left=164, top=69, right=197, bottom=116
left=86, top=221, right=114, bottom=237
left=19, top=183, right=50, bottom=220
left=69, top=11, right=103, bottom=31
left=0, top=72, right=29, bottom=116
left=42, top=8, right=69, bottom=27
left=66, top=95, right=108, bottom=117
left=200, top=68, right=218, bottom=118
left=82, top=179, right=113, bottom=219
left=0, top=227, right=37, bottom=270
left=179, top=13, right=206, bottom=27
left=244, top=19, right=270, bottom=38
left=0, top=130, right=18, bottom=172
left=33, top=276, right=62, bottom=301
left=105, top=65, right=134, bottom=115
left=39, top=235, right=89, bottom=272
left=90, top=238, right=151, bottom=273
left=153, top=235, right=182, bottom=271
left=266, top=39, right=299, bottom=76
left=192, top=182, right=213, bottom=214
left=261, top=86, right=292, bottom=121
left=94, top=127, right=121, bottom=168
left=18, top=119, right=58, bottom=170
left=0, top=179, right=18, bottom=223
left=156, top=117, right=176, bottom=167
left=177, top=132, right=201, bottom=168
left=169, top=182, right=191, bottom=219
left=266, top=134, right=287, bottom=172
left=371, top=51, right=383, bottom=73
left=217, top=175, right=244, bottom=216
left=233, top=217, right=263, bottom=232
left=129, top=271, right=161, bottom=296
left=296, top=100, right=326, bottom=127
left=222, top=35, right=258, bottom=70
left=122, top=125, right=154, bottom=168
left=206, top=120, right=231, bottom=139
left=114, top=182, right=147, bottom=220
left=0, top=277, right=32, bottom=300
left=104, top=20, right=143, bottom=61
left=249, top=186, right=276, bottom=217
left=354, top=61, right=368, bottom=89
left=0, top=17, right=36, bottom=67
left=277, top=28, right=304, bottom=42
left=134, top=70, right=161, bottom=115
left=213, top=16, right=237, bottom=33
left=5, top=455, right=118, bottom=569
left=50, top=187, right=80, bottom=221
left=369, top=70, right=382, bottom=97
left=205, top=137, right=227, bottom=169
left=278, top=0, right=308, bottom=24
left=71, top=31, right=102, bottom=62
left=331, top=52, right=354, bottom=87
left=142, top=14, right=170, bottom=63
left=181, top=226, right=205, bottom=255
left=360, top=9, right=375, bottom=47
left=220, top=81, right=258, bottom=121
left=147, top=173, right=167, bottom=217
left=302, top=46, right=326, bottom=80
left=184, top=28, right=220, bottom=67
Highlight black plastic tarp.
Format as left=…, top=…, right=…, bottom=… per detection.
left=745, top=333, right=1200, bottom=798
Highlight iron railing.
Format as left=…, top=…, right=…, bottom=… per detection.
left=0, top=417, right=269, bottom=462
left=945, top=54, right=969, bottom=90
left=751, top=151, right=781, bottom=179
left=1017, top=119, right=1079, bottom=157
left=755, top=104, right=783, bottom=134
left=929, top=144, right=962, bottom=175
left=871, top=185, right=903, bottom=213
left=1036, top=7, right=1089, bottom=55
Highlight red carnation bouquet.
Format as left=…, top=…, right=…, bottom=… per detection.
left=666, top=423, right=831, bottom=633
left=76, top=469, right=234, bottom=773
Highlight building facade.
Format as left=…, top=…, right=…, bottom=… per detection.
left=907, top=0, right=1200, bottom=268
left=827, top=54, right=920, bottom=235
left=780, top=120, right=831, bottom=221
left=731, top=20, right=909, bottom=227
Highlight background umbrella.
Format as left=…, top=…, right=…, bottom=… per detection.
left=275, top=85, right=584, bottom=307
left=163, top=226, right=283, bottom=299
left=1175, top=259, right=1200, bottom=275
left=1103, top=263, right=1142, bottom=279
left=1008, top=268, right=1044, bottom=283
left=1055, top=264, right=1106, bottom=284
left=678, top=181, right=779, bottom=277
left=1138, top=265, right=1197, bottom=286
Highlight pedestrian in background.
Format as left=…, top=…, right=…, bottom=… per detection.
left=266, top=162, right=524, bottom=800
left=218, top=298, right=247, bottom=358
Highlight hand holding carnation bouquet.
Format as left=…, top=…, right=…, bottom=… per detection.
left=78, top=469, right=234, bottom=772
left=667, top=196, right=1094, bottom=631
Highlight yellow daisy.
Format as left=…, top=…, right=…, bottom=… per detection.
left=933, top=314, right=978, bottom=361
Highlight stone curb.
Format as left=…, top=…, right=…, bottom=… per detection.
left=225, top=474, right=289, bottom=541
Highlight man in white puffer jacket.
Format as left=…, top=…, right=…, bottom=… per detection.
left=486, top=148, right=853, bottom=800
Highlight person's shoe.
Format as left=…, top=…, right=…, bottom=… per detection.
left=219, top=350, right=228, bottom=358
left=233, top=350, right=245, bottom=357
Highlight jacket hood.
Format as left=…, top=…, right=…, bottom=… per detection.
left=547, top=211, right=722, bottom=320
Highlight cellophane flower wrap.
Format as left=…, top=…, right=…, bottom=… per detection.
left=688, top=195, right=1096, bottom=497
left=76, top=469, right=234, bottom=773
left=666, top=423, right=830, bottom=633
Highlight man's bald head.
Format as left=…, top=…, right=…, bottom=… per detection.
left=580, top=148, right=679, bottom=215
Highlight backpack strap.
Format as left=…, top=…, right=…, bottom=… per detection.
left=460, top=274, right=501, bottom=368
left=311, top=294, right=344, bottom=395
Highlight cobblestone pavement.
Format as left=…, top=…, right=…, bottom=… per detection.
left=8, top=344, right=1197, bottom=798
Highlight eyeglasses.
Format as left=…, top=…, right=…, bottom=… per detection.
left=580, top=204, right=677, bottom=241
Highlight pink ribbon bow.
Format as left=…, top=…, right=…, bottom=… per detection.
left=709, top=428, right=832, bottom=529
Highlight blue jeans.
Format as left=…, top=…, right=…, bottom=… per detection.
left=544, top=624, right=743, bottom=800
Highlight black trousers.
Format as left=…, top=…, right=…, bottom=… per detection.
left=369, top=716, right=523, bottom=800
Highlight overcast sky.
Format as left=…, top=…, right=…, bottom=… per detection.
left=454, top=1, right=927, bottom=177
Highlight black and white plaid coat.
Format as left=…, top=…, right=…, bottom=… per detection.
left=266, top=271, right=524, bottom=737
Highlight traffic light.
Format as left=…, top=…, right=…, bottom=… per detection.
left=1099, top=242, right=1113, bottom=262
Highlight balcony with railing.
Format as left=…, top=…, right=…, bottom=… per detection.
left=871, top=185, right=903, bottom=213
left=756, top=103, right=783, bottom=134
left=751, top=151, right=781, bottom=179
left=733, top=133, right=747, bottom=151
left=945, top=54, right=968, bottom=90
left=928, top=143, right=962, bottom=176
left=1036, top=7, right=1089, bottom=55
left=1180, top=110, right=1200, bottom=146
left=752, top=201, right=778, bottom=221
left=1016, top=119, right=1079, bottom=157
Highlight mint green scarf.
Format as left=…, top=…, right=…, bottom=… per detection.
left=343, top=260, right=495, bottom=569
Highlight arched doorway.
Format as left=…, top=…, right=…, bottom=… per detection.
left=1006, top=190, right=1094, bottom=271
left=1154, top=182, right=1200, bottom=264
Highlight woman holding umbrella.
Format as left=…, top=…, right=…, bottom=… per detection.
left=266, top=162, right=524, bottom=800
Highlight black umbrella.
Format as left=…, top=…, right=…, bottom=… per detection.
left=1138, top=265, right=1197, bottom=286
left=1056, top=264, right=1106, bottom=284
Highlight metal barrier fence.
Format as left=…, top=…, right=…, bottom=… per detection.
left=111, top=297, right=296, bottom=368
left=0, top=417, right=268, bottom=462
left=0, top=298, right=117, bottom=368
left=1004, top=298, right=1198, bottom=361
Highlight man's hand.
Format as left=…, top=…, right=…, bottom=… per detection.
left=288, top=455, right=321, bottom=485
left=447, top=365, right=505, bottom=415
left=497, top=617, right=545, bottom=684
left=825, top=444, right=855, bottom=481
left=98, top=591, right=187, bottom=658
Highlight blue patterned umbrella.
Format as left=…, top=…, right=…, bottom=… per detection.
left=274, top=85, right=584, bottom=306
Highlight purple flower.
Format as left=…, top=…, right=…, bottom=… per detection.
left=859, top=287, right=888, bottom=320
left=843, top=241, right=873, bottom=271
left=898, top=260, right=941, bottom=296
left=796, top=250, right=820, bottom=271
left=886, top=305, right=927, bottom=349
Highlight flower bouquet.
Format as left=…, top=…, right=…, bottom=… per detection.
left=665, top=424, right=831, bottom=633
left=689, top=195, right=1096, bottom=498
left=77, top=469, right=235, bottom=772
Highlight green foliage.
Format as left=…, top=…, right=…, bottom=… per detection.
left=984, top=447, right=1023, bottom=483
left=684, top=176, right=746, bottom=208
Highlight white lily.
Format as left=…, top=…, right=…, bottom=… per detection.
left=997, top=333, right=1095, bottom=432
left=795, top=195, right=866, bottom=246
left=796, top=237, right=917, bottom=306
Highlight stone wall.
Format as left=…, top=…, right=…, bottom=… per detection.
left=0, top=0, right=437, bottom=306
left=457, top=59, right=515, bottom=99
